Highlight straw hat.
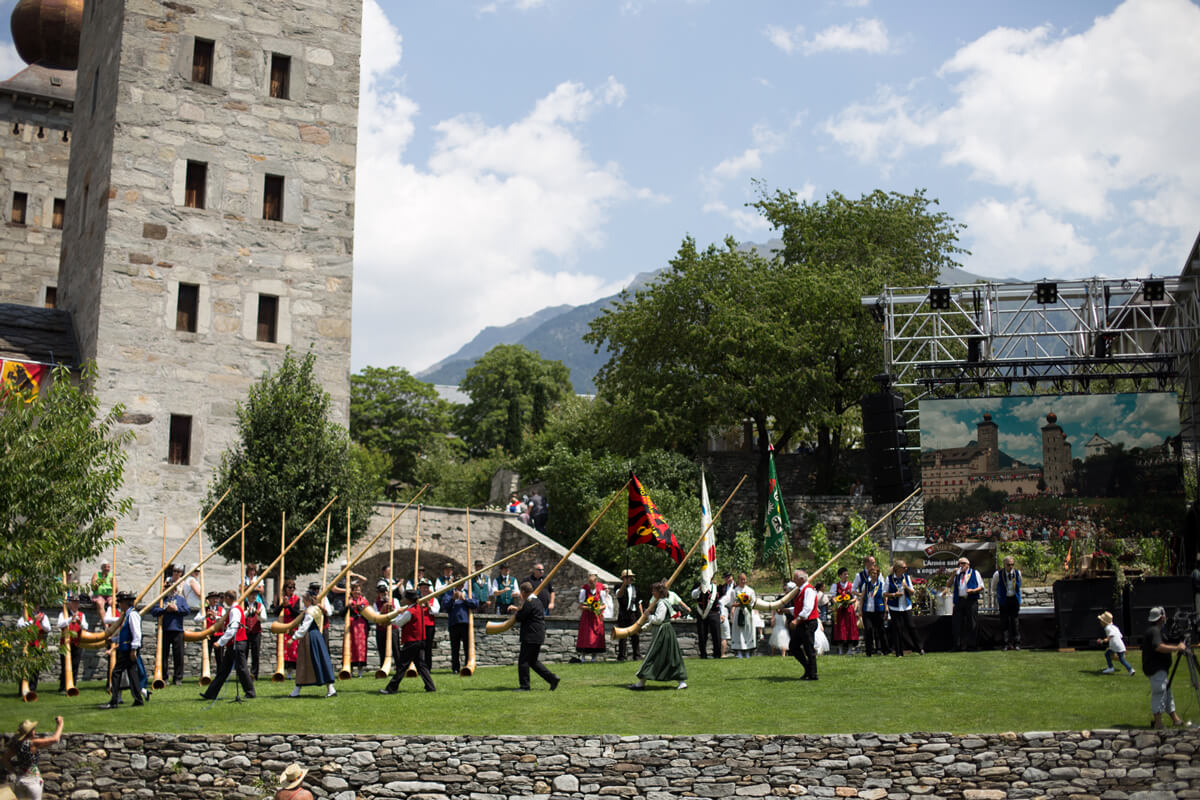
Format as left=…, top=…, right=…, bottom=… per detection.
left=1097, top=611, right=1113, bottom=626
left=278, top=763, right=307, bottom=789
left=15, top=720, right=36, bottom=741
left=620, top=569, right=635, bottom=579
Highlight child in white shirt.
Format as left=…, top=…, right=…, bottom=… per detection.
left=1096, top=610, right=1135, bottom=675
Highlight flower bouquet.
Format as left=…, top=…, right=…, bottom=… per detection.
left=583, top=594, right=605, bottom=618
left=736, top=591, right=752, bottom=607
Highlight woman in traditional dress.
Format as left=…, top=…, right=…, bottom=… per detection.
left=629, top=582, right=687, bottom=690
left=831, top=567, right=859, bottom=655
left=722, top=572, right=757, bottom=657
left=575, top=574, right=608, bottom=662
left=346, top=581, right=370, bottom=677
left=288, top=587, right=336, bottom=698
left=274, top=579, right=302, bottom=677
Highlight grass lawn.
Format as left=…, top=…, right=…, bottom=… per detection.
left=4, top=651, right=1191, bottom=736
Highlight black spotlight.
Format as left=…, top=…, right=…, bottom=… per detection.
left=1036, top=282, right=1058, bottom=305
left=1143, top=279, right=1165, bottom=302
left=929, top=287, right=951, bottom=311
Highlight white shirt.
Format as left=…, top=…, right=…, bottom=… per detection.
left=648, top=597, right=671, bottom=627
left=17, top=614, right=52, bottom=634
left=796, top=584, right=817, bottom=619
left=55, top=610, right=89, bottom=632
left=1103, top=623, right=1126, bottom=653
left=292, top=605, right=320, bottom=641
left=374, top=597, right=401, bottom=629
left=216, top=605, right=243, bottom=647
left=886, top=573, right=914, bottom=612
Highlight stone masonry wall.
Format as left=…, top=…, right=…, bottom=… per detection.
left=33, top=729, right=1200, bottom=800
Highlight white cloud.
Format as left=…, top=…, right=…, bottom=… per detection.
left=765, top=19, right=890, bottom=55
left=479, top=0, right=550, bottom=14
left=353, top=1, right=641, bottom=371
left=701, top=201, right=772, bottom=235
left=825, top=0, right=1200, bottom=233
left=998, top=432, right=1041, bottom=462
left=961, top=197, right=1097, bottom=279
left=804, top=18, right=890, bottom=55
left=0, top=42, right=24, bottom=79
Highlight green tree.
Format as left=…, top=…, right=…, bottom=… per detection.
left=0, top=364, right=132, bottom=682
left=204, top=349, right=387, bottom=577
left=456, top=344, right=572, bottom=456
left=349, top=366, right=455, bottom=485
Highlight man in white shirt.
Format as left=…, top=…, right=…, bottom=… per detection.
left=201, top=590, right=257, bottom=700
left=989, top=556, right=1022, bottom=650
left=788, top=570, right=820, bottom=680
left=951, top=557, right=984, bottom=651
left=103, top=591, right=144, bottom=708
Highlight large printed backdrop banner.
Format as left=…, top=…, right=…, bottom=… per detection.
left=0, top=360, right=47, bottom=401
left=918, top=393, right=1183, bottom=543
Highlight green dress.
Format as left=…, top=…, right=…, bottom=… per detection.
left=636, top=599, right=687, bottom=682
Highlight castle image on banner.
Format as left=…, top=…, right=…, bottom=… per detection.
left=920, top=412, right=1074, bottom=500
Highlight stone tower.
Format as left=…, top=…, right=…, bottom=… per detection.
left=57, top=0, right=362, bottom=581
left=976, top=412, right=999, bottom=473
left=1041, top=413, right=1071, bottom=495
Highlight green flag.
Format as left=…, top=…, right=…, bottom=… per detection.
left=763, top=446, right=790, bottom=561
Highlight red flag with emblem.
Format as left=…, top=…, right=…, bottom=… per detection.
left=627, top=473, right=684, bottom=564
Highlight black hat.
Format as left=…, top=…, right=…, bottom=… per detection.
left=403, top=589, right=419, bottom=602
left=116, top=590, right=135, bottom=603
left=307, top=582, right=321, bottom=595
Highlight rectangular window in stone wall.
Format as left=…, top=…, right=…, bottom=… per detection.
left=44, top=287, right=56, bottom=309
left=256, top=294, right=278, bottom=343
left=176, top=283, right=199, bottom=333
left=185, top=161, right=207, bottom=209
left=192, top=39, right=214, bottom=85
left=11, top=192, right=27, bottom=225
left=270, top=54, right=291, bottom=100
left=262, top=174, right=284, bottom=221
left=168, top=414, right=192, bottom=466
left=52, top=198, right=64, bottom=229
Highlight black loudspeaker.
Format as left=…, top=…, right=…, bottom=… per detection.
left=862, top=390, right=913, bottom=503
left=1124, top=576, right=1193, bottom=645
left=1053, top=578, right=1118, bottom=649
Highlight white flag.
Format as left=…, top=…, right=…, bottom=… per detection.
left=699, top=472, right=716, bottom=587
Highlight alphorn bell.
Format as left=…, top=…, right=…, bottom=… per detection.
left=61, top=575, right=78, bottom=698
left=460, top=508, right=477, bottom=677
left=753, top=487, right=922, bottom=613
left=20, top=676, right=36, bottom=703
left=487, top=481, right=629, bottom=636
left=615, top=474, right=747, bottom=640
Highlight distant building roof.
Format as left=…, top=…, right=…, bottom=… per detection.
left=0, top=303, right=78, bottom=366
left=0, top=64, right=76, bottom=106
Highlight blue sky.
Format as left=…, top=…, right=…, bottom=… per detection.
left=919, top=393, right=1180, bottom=465
left=4, top=0, right=1199, bottom=373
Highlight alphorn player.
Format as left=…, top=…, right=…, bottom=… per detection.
left=372, top=580, right=400, bottom=672
left=201, top=590, right=257, bottom=700
left=56, top=595, right=87, bottom=693
left=103, top=592, right=144, bottom=708
left=628, top=582, right=687, bottom=691
left=148, top=567, right=191, bottom=686
left=288, top=584, right=336, bottom=698
left=508, top=581, right=559, bottom=692
left=378, top=588, right=437, bottom=694
left=16, top=604, right=50, bottom=695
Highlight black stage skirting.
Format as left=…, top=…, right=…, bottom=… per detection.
left=908, top=613, right=1058, bottom=652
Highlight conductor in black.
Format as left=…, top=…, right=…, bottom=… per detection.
left=511, top=581, right=559, bottom=691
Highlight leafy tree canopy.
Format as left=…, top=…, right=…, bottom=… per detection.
left=456, top=344, right=572, bottom=456
left=0, top=364, right=131, bottom=681
left=349, top=365, right=456, bottom=485
left=205, top=349, right=386, bottom=578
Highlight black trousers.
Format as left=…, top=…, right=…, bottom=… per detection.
left=449, top=622, right=469, bottom=672
left=518, top=641, right=557, bottom=689
left=862, top=611, right=887, bottom=655
left=696, top=615, right=720, bottom=659
left=110, top=649, right=143, bottom=704
left=385, top=641, right=435, bottom=691
left=376, top=626, right=401, bottom=668
left=161, top=629, right=185, bottom=683
left=203, top=640, right=256, bottom=699
left=789, top=619, right=818, bottom=679
left=999, top=600, right=1020, bottom=647
left=245, top=631, right=261, bottom=678
left=953, top=598, right=979, bottom=650
left=616, top=613, right=641, bottom=660
left=59, top=642, right=82, bottom=692
left=888, top=609, right=921, bottom=655
left=424, top=628, right=435, bottom=671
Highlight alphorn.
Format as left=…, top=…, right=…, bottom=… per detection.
left=271, top=487, right=426, bottom=635
left=106, top=538, right=117, bottom=691
left=152, top=519, right=167, bottom=690
left=373, top=504, right=398, bottom=680
left=364, top=544, right=538, bottom=626
left=61, top=573, right=78, bottom=697
left=753, top=487, right=922, bottom=613
left=272, top=512, right=288, bottom=682
left=614, top=474, right=747, bottom=640
left=139, top=523, right=248, bottom=615
left=486, top=481, right=630, bottom=635
left=79, top=489, right=232, bottom=645
left=198, top=519, right=211, bottom=686
left=339, top=511, right=353, bottom=680
left=460, top=509, right=477, bottom=677
left=20, top=606, right=36, bottom=702
left=403, top=505, right=422, bottom=678
left=189, top=496, right=339, bottom=642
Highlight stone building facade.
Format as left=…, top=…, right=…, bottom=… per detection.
left=52, top=0, right=362, bottom=585
left=0, top=63, right=73, bottom=308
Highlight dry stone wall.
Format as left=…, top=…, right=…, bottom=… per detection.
left=34, top=729, right=1200, bottom=800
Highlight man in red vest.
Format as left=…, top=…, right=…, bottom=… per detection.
left=201, top=590, right=257, bottom=700
left=378, top=589, right=436, bottom=693
left=788, top=570, right=820, bottom=681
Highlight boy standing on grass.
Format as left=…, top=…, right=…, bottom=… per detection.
left=1096, top=611, right=1135, bottom=675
